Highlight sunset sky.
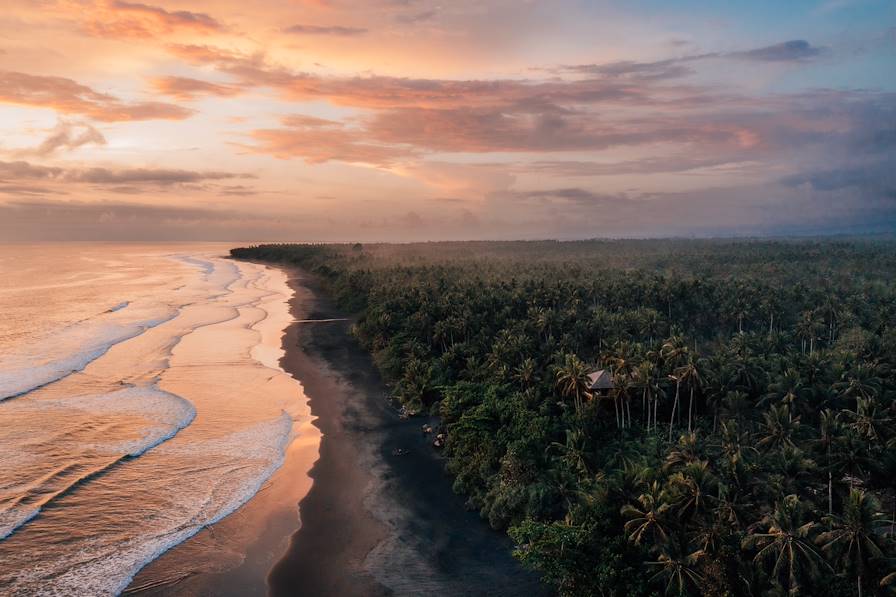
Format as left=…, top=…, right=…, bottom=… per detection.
left=1, top=0, right=894, bottom=241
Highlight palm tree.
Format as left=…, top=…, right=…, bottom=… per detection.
left=830, top=431, right=872, bottom=489
left=665, top=432, right=702, bottom=471
left=757, top=404, right=801, bottom=452
left=818, top=489, right=890, bottom=597
left=547, top=428, right=591, bottom=478
left=743, top=494, right=831, bottom=595
left=661, top=335, right=689, bottom=369
left=815, top=409, right=843, bottom=515
left=676, top=355, right=703, bottom=433
left=668, top=372, right=682, bottom=441
left=621, top=481, right=675, bottom=548
left=513, top=356, right=538, bottom=389
left=842, top=397, right=891, bottom=445
left=796, top=310, right=823, bottom=355
left=635, top=360, right=655, bottom=428
left=762, top=368, right=805, bottom=410
left=555, top=353, right=590, bottom=416
left=646, top=536, right=704, bottom=595
left=667, top=461, right=719, bottom=523
left=721, top=390, right=751, bottom=429
left=835, top=363, right=882, bottom=404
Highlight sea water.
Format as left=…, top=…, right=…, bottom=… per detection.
left=0, top=243, right=306, bottom=594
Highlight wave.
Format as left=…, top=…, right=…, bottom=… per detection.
left=106, top=412, right=294, bottom=596
left=0, top=387, right=196, bottom=541
left=0, top=314, right=177, bottom=402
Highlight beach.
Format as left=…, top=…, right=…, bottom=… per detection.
left=0, top=246, right=311, bottom=594
left=127, top=263, right=544, bottom=596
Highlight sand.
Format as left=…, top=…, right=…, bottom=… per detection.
left=126, top=265, right=545, bottom=596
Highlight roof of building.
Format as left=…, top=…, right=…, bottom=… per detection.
left=587, top=369, right=614, bottom=390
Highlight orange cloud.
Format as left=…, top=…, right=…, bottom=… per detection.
left=150, top=76, right=241, bottom=100
left=10, top=121, right=107, bottom=157
left=83, top=0, right=225, bottom=39
left=247, top=115, right=415, bottom=166
left=0, top=70, right=193, bottom=121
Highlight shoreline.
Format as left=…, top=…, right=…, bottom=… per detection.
left=269, top=266, right=546, bottom=596
left=124, top=261, right=320, bottom=596
left=127, top=264, right=545, bottom=596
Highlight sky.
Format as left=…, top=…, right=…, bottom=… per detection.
left=0, top=0, right=894, bottom=241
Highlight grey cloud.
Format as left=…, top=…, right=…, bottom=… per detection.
left=730, top=40, right=823, bottom=62
left=14, top=121, right=107, bottom=157
left=525, top=155, right=750, bottom=177
left=284, top=24, right=367, bottom=36
left=780, top=162, right=896, bottom=193
left=560, top=40, right=824, bottom=80
left=0, top=159, right=255, bottom=187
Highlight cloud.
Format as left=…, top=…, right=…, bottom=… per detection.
left=483, top=182, right=896, bottom=239
left=283, top=24, right=368, bottom=36
left=0, top=70, right=193, bottom=121
left=559, top=55, right=710, bottom=80
left=780, top=161, right=896, bottom=194
left=246, top=115, right=415, bottom=166
left=730, top=40, right=823, bottom=62
left=524, top=155, right=753, bottom=177
left=84, top=0, right=224, bottom=38
left=395, top=10, right=438, bottom=24
left=0, top=199, right=349, bottom=242
left=151, top=76, right=241, bottom=100
left=10, top=121, right=107, bottom=157
left=514, top=187, right=634, bottom=207
left=362, top=106, right=745, bottom=153
left=0, top=159, right=254, bottom=187
left=559, top=40, right=823, bottom=79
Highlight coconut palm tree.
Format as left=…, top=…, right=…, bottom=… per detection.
left=513, top=356, right=538, bottom=389
left=815, top=409, right=843, bottom=515
left=721, top=390, right=752, bottom=429
left=835, top=363, right=882, bottom=404
left=818, top=489, right=890, bottom=597
left=841, top=397, right=891, bottom=445
left=547, top=428, right=591, bottom=478
left=635, top=360, right=656, bottom=428
left=757, top=404, right=801, bottom=452
left=743, top=494, right=830, bottom=595
left=761, top=368, right=806, bottom=410
left=555, top=353, right=590, bottom=416
left=796, top=310, right=823, bottom=355
left=676, top=355, right=703, bottom=433
left=667, top=460, right=719, bottom=524
left=646, top=536, right=705, bottom=595
left=668, top=372, right=682, bottom=441
left=621, top=481, right=675, bottom=548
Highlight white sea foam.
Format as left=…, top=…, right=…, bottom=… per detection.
left=0, top=315, right=175, bottom=401
left=12, top=414, right=294, bottom=596
left=0, top=386, right=197, bottom=540
left=0, top=250, right=305, bottom=596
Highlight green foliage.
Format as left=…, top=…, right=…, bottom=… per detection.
left=233, top=240, right=896, bottom=596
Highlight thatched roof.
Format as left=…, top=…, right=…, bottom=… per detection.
left=587, top=369, right=614, bottom=390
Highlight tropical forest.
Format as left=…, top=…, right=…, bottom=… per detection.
left=233, top=239, right=896, bottom=596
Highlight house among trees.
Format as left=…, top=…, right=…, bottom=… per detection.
left=586, top=369, right=614, bottom=396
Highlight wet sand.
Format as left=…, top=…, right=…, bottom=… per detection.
left=128, top=265, right=545, bottom=596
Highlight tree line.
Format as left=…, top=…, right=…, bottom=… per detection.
left=233, top=239, right=896, bottom=596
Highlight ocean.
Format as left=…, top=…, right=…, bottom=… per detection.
left=0, top=243, right=307, bottom=594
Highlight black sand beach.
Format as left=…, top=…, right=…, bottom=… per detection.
left=127, top=265, right=545, bottom=596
